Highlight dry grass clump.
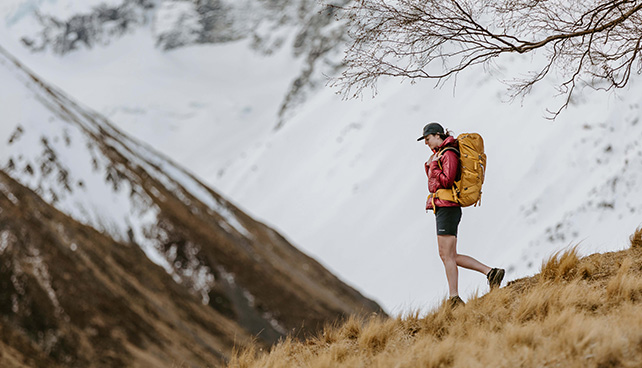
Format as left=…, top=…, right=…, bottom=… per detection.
left=229, top=229, right=642, bottom=368
left=631, top=226, right=642, bottom=249
left=539, top=246, right=581, bottom=282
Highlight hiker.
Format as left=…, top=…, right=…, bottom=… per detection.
left=418, top=122, right=504, bottom=308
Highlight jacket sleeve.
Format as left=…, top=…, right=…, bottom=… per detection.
left=428, top=150, right=458, bottom=193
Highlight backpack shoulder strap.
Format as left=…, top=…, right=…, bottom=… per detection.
left=437, top=147, right=462, bottom=182
left=439, top=147, right=460, bottom=157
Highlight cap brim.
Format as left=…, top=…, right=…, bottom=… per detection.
left=417, top=136, right=426, bottom=141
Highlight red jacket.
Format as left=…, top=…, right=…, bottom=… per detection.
left=425, top=136, right=460, bottom=210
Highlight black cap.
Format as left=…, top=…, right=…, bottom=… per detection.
left=417, top=122, right=444, bottom=141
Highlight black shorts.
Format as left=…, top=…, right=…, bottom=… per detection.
left=434, top=207, right=462, bottom=237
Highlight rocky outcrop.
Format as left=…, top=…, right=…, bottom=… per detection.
left=20, top=0, right=155, bottom=54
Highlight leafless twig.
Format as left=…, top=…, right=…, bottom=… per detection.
left=330, top=0, right=642, bottom=118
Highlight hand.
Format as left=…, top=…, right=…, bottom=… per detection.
left=430, top=152, right=441, bottom=163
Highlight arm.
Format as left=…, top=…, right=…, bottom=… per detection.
left=428, top=150, right=458, bottom=192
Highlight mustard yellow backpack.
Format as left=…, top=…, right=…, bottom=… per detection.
left=435, top=133, right=487, bottom=207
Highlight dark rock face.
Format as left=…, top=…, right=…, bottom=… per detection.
left=22, top=1, right=156, bottom=54
left=0, top=46, right=383, bottom=366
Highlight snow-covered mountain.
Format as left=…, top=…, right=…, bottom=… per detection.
left=0, top=38, right=382, bottom=365
left=2, top=0, right=642, bottom=314
left=5, top=0, right=347, bottom=127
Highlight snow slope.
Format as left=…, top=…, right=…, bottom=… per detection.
left=2, top=3, right=642, bottom=313
left=215, top=69, right=642, bottom=312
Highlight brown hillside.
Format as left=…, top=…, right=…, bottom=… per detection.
left=0, top=169, right=380, bottom=367
left=0, top=170, right=252, bottom=367
left=231, top=227, right=642, bottom=368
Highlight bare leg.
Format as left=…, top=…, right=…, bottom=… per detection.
left=438, top=236, right=494, bottom=297
left=437, top=235, right=459, bottom=297
left=456, top=254, right=491, bottom=275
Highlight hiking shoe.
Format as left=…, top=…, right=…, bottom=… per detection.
left=448, top=295, right=465, bottom=309
left=487, top=268, right=505, bottom=289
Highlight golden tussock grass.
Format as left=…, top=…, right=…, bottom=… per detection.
left=230, top=227, right=642, bottom=368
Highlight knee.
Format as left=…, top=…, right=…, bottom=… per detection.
left=438, top=247, right=455, bottom=263
left=438, top=237, right=457, bottom=263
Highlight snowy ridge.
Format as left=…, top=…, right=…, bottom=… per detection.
left=0, top=44, right=251, bottom=303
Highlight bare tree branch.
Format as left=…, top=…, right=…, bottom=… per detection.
left=329, top=0, right=642, bottom=118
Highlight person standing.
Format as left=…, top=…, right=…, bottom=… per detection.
left=418, top=122, right=504, bottom=308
